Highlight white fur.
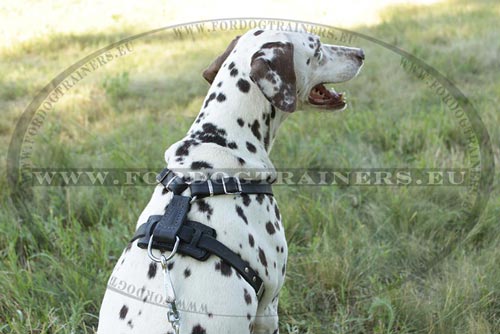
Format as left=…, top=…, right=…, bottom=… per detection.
left=97, top=28, right=363, bottom=334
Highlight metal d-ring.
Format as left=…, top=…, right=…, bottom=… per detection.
left=147, top=235, right=180, bottom=263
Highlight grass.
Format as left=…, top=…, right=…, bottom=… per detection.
left=1, top=0, right=499, bottom=333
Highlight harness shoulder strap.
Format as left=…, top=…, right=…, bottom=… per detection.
left=153, top=195, right=191, bottom=244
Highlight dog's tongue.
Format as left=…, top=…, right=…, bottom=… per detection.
left=308, top=84, right=345, bottom=109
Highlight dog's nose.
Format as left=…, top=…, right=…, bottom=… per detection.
left=355, top=49, right=365, bottom=61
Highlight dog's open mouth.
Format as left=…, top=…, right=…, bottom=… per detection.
left=308, top=83, right=346, bottom=110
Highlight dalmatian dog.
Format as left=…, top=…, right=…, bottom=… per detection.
left=97, top=28, right=364, bottom=334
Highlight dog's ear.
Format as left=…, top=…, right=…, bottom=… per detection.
left=250, top=42, right=296, bottom=113
left=202, top=36, right=240, bottom=84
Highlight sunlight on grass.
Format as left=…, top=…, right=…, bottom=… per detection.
left=1, top=0, right=499, bottom=333
left=1, top=0, right=442, bottom=48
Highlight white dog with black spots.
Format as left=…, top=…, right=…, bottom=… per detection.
left=97, top=28, right=364, bottom=334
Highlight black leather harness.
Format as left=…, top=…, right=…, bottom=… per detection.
left=131, top=168, right=273, bottom=301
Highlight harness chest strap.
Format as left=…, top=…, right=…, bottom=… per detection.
left=131, top=168, right=273, bottom=301
left=131, top=215, right=265, bottom=300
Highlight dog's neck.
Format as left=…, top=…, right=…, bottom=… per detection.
left=165, top=73, right=289, bottom=180
left=191, top=78, right=289, bottom=152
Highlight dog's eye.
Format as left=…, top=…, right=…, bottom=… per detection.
left=314, top=49, right=323, bottom=62
left=313, top=44, right=323, bottom=61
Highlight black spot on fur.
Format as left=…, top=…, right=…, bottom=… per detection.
left=217, top=81, right=223, bottom=87
left=308, top=36, right=314, bottom=42
left=237, top=78, right=251, bottom=93
left=119, top=305, right=128, bottom=319
left=125, top=242, right=132, bottom=252
left=228, top=62, right=235, bottom=70
left=244, top=288, right=252, bottom=304
left=204, top=92, right=216, bottom=108
left=264, top=112, right=271, bottom=127
left=274, top=204, right=281, bottom=220
left=254, top=30, right=264, bottom=36
left=237, top=157, right=246, bottom=165
left=147, top=262, right=157, bottom=279
left=167, top=262, right=174, bottom=271
left=256, top=193, right=265, bottom=204
left=230, top=68, right=238, bottom=77
left=248, top=234, right=255, bottom=247
left=251, top=120, right=261, bottom=140
left=195, top=112, right=204, bottom=124
left=241, top=193, right=251, bottom=206
left=237, top=118, right=244, bottom=127
left=228, top=142, right=238, bottom=149
left=215, top=259, right=233, bottom=276
left=236, top=205, right=248, bottom=224
left=270, top=106, right=276, bottom=118
left=191, top=324, right=207, bottom=334
left=258, top=247, right=268, bottom=267
left=265, top=221, right=276, bottom=234
left=247, top=313, right=251, bottom=320
left=191, top=161, right=213, bottom=169
left=184, top=268, right=191, bottom=278
left=246, top=142, right=256, bottom=153
left=191, top=123, right=228, bottom=147
left=175, top=139, right=198, bottom=156
left=306, top=58, right=311, bottom=65
left=274, top=221, right=281, bottom=231
left=127, top=319, right=133, bottom=328
left=196, top=200, right=213, bottom=219
left=216, top=92, right=226, bottom=102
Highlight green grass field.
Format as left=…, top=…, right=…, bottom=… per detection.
left=1, top=0, right=499, bottom=333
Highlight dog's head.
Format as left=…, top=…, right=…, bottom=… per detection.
left=203, top=29, right=364, bottom=113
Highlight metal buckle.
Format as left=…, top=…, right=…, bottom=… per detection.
left=222, top=177, right=242, bottom=195
left=256, top=282, right=265, bottom=301
left=147, top=235, right=180, bottom=263
left=165, top=175, right=178, bottom=190
left=207, top=179, right=214, bottom=197
left=156, top=168, right=171, bottom=184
